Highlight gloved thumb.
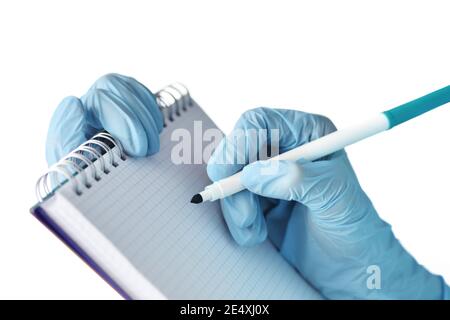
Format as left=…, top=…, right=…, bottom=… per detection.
left=46, top=96, right=92, bottom=166
left=240, top=154, right=358, bottom=210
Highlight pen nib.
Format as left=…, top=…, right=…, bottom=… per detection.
left=190, top=194, right=203, bottom=204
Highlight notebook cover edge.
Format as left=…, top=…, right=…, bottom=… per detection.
left=31, top=205, right=132, bottom=300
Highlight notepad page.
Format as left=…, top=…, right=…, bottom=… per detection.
left=51, top=102, right=322, bottom=299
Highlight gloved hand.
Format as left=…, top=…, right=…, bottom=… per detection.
left=46, top=73, right=163, bottom=166
left=207, top=107, right=449, bottom=299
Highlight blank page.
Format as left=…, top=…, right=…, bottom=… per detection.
left=55, top=102, right=322, bottom=299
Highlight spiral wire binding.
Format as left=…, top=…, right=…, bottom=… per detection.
left=156, top=82, right=193, bottom=127
left=35, top=83, right=192, bottom=202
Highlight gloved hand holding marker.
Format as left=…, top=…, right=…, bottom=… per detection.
left=203, top=85, right=450, bottom=299
left=192, top=85, right=450, bottom=204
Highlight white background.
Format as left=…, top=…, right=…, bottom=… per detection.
left=0, top=0, right=449, bottom=299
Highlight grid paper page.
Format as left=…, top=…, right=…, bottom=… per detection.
left=59, top=102, right=321, bottom=299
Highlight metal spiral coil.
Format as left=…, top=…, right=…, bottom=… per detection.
left=155, top=82, right=193, bottom=127
left=35, top=132, right=126, bottom=202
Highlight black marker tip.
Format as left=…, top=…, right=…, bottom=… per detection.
left=190, top=194, right=203, bottom=204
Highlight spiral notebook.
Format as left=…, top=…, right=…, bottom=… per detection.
left=31, top=84, right=322, bottom=300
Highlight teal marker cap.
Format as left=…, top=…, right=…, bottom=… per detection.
left=383, top=85, right=450, bottom=129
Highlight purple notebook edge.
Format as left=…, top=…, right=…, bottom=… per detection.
left=32, top=205, right=132, bottom=300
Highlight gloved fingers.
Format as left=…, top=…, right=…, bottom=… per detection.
left=241, top=154, right=360, bottom=212
left=84, top=73, right=163, bottom=133
left=207, top=108, right=339, bottom=246
left=220, top=190, right=268, bottom=246
left=46, top=96, right=92, bottom=166
left=81, top=88, right=154, bottom=157
left=207, top=107, right=338, bottom=182
left=46, top=74, right=163, bottom=165
left=81, top=73, right=163, bottom=156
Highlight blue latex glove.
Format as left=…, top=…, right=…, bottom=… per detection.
left=46, top=73, right=163, bottom=165
left=207, top=107, right=449, bottom=299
